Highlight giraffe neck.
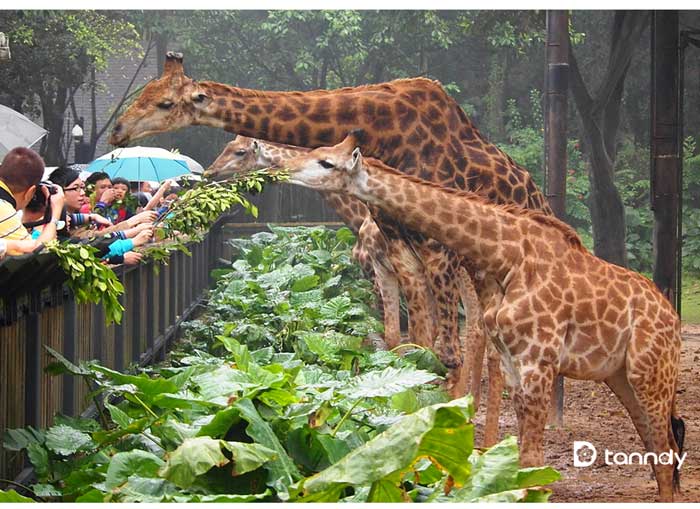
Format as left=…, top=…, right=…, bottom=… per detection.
left=351, top=163, right=551, bottom=279
left=257, top=141, right=309, bottom=168
left=193, top=79, right=481, bottom=171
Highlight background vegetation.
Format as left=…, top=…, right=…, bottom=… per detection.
left=2, top=10, right=700, bottom=278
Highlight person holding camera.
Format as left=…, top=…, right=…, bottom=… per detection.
left=0, top=147, right=64, bottom=257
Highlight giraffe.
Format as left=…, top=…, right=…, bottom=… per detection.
left=283, top=133, right=686, bottom=502
left=204, top=135, right=402, bottom=348
left=204, top=135, right=500, bottom=425
left=109, top=51, right=552, bottom=413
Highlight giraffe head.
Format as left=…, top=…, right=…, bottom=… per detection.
left=286, top=130, right=368, bottom=193
left=203, top=135, right=261, bottom=181
left=109, top=52, right=213, bottom=147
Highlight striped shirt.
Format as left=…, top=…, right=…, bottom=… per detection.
left=0, top=180, right=31, bottom=246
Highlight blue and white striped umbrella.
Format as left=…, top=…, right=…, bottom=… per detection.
left=85, top=146, right=202, bottom=182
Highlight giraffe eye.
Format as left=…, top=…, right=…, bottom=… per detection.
left=157, top=101, right=174, bottom=110
left=319, top=160, right=334, bottom=169
left=235, top=150, right=247, bottom=156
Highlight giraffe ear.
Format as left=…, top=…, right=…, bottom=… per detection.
left=349, top=147, right=363, bottom=175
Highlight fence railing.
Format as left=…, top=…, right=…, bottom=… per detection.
left=0, top=219, right=227, bottom=480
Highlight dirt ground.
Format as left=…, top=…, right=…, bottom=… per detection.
left=471, top=325, right=700, bottom=503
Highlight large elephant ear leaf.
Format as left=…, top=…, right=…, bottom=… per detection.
left=159, top=437, right=229, bottom=489
left=338, top=366, right=439, bottom=399
left=292, top=397, right=474, bottom=502
left=0, top=489, right=35, bottom=502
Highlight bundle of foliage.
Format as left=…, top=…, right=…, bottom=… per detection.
left=44, top=170, right=285, bottom=324
left=1, top=225, right=559, bottom=503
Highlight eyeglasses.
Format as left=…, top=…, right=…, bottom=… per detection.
left=64, top=185, right=86, bottom=192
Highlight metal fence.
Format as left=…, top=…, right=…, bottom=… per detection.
left=0, top=220, right=226, bottom=480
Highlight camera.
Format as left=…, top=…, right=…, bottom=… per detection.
left=39, top=181, right=58, bottom=195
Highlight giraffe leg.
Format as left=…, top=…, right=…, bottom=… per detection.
left=622, top=331, right=680, bottom=502
left=372, top=259, right=401, bottom=349
left=483, top=345, right=504, bottom=447
left=384, top=238, right=437, bottom=347
left=511, top=362, right=556, bottom=467
left=415, top=243, right=463, bottom=397
left=456, top=267, right=485, bottom=407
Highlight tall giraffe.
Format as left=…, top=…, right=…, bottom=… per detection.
left=109, top=51, right=551, bottom=401
left=204, top=135, right=402, bottom=348
left=283, top=133, right=686, bottom=502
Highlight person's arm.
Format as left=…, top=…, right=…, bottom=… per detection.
left=144, top=180, right=173, bottom=211
left=35, top=187, right=65, bottom=245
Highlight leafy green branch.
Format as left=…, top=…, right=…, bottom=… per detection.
left=45, top=241, right=125, bottom=325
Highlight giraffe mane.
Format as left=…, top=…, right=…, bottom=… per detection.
left=364, top=156, right=586, bottom=252
left=196, top=76, right=448, bottom=98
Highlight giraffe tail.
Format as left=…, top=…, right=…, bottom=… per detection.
left=671, top=394, right=685, bottom=492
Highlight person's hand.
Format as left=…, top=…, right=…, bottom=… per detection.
left=133, top=221, right=153, bottom=233
left=123, top=251, right=143, bottom=265
left=101, top=188, right=116, bottom=205
left=90, top=214, right=112, bottom=227
left=126, top=210, right=158, bottom=227
left=132, top=227, right=153, bottom=247
left=48, top=186, right=65, bottom=220
left=6, top=239, right=40, bottom=254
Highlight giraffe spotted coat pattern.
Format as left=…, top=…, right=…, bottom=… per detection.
left=283, top=133, right=685, bottom=502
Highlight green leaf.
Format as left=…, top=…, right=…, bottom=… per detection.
left=294, top=397, right=474, bottom=500
left=235, top=398, right=301, bottom=496
left=286, top=427, right=351, bottom=472
left=159, top=437, right=229, bottom=489
left=338, top=366, right=438, bottom=399
left=53, top=414, right=101, bottom=433
left=403, top=348, right=449, bottom=376
left=196, top=406, right=241, bottom=438
left=516, top=465, right=561, bottom=488
left=0, top=489, right=35, bottom=502
left=222, top=441, right=276, bottom=476
left=105, top=450, right=165, bottom=489
left=104, top=402, right=132, bottom=428
left=30, top=483, right=61, bottom=498
left=453, top=437, right=519, bottom=500
left=92, top=365, right=178, bottom=396
left=291, top=274, right=320, bottom=292
left=43, top=345, right=91, bottom=376
left=75, top=489, right=106, bottom=502
left=2, top=427, right=44, bottom=451
left=368, top=479, right=405, bottom=502
left=118, top=476, right=178, bottom=503
left=45, top=424, right=95, bottom=456
left=471, top=487, right=553, bottom=502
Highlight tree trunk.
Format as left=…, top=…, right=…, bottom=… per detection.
left=568, top=11, right=649, bottom=267
left=40, top=87, right=69, bottom=166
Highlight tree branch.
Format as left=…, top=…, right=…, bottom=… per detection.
left=591, top=11, right=649, bottom=115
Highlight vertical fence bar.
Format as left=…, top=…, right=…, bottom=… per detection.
left=24, top=291, right=41, bottom=428
left=61, top=296, right=77, bottom=416
left=114, top=267, right=125, bottom=372
left=146, top=263, right=155, bottom=358
left=131, top=266, right=142, bottom=363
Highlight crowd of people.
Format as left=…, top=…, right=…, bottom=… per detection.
left=0, top=147, right=181, bottom=265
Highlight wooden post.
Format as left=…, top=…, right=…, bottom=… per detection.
left=650, top=11, right=682, bottom=312
left=544, top=10, right=569, bottom=428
